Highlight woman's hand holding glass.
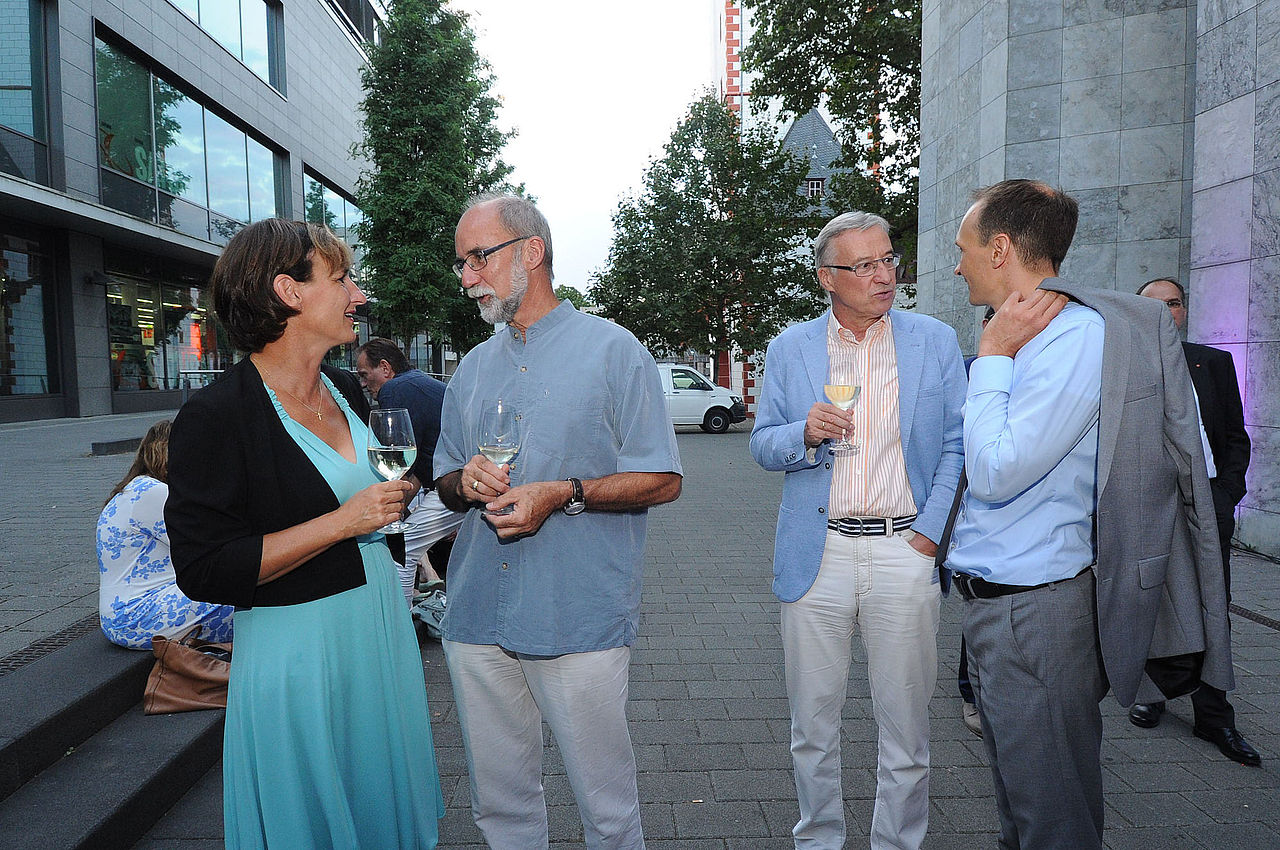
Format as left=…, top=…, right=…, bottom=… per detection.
left=338, top=479, right=416, bottom=538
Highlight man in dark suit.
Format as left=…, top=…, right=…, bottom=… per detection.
left=1132, top=277, right=1259, bottom=766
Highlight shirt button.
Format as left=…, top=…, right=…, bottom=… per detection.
left=825, top=462, right=831, bottom=469
left=501, top=562, right=509, bottom=570
left=818, top=507, right=826, bottom=514
left=520, top=366, right=527, bottom=372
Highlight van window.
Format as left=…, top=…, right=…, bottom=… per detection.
left=672, top=369, right=713, bottom=391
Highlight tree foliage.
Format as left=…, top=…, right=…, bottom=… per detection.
left=741, top=0, right=920, bottom=251
left=590, top=92, right=823, bottom=364
left=554, top=285, right=589, bottom=311
left=354, top=0, right=514, bottom=350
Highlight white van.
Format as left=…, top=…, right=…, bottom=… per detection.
left=655, top=364, right=747, bottom=433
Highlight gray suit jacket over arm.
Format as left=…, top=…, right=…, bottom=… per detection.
left=1041, top=279, right=1233, bottom=706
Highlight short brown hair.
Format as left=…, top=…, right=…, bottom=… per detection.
left=210, top=219, right=353, bottom=352
left=356, top=337, right=411, bottom=374
left=971, top=180, right=1078, bottom=273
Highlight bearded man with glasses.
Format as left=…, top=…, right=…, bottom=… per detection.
left=433, top=193, right=683, bottom=848
left=751, top=210, right=966, bottom=849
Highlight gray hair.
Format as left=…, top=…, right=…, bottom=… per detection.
left=466, top=193, right=554, bottom=281
left=814, top=211, right=892, bottom=267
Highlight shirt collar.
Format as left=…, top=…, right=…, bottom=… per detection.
left=504, top=299, right=577, bottom=346
left=827, top=310, right=891, bottom=345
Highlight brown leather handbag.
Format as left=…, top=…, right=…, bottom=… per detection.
left=142, top=626, right=232, bottom=715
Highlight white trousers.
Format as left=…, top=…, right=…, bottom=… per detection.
left=781, top=530, right=941, bottom=850
left=441, top=641, right=644, bottom=850
left=397, top=490, right=464, bottom=604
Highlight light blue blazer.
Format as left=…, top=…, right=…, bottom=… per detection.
left=750, top=309, right=967, bottom=603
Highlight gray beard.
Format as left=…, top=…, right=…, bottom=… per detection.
left=477, top=264, right=528, bottom=325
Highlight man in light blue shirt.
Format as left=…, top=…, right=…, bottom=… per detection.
left=435, top=194, right=682, bottom=849
left=949, top=180, right=1107, bottom=850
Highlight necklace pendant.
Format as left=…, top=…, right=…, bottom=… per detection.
left=315, top=411, right=323, bottom=422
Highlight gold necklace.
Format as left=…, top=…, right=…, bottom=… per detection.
left=255, top=360, right=328, bottom=422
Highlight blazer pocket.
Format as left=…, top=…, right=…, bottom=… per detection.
left=1138, top=553, right=1169, bottom=589
left=1125, top=383, right=1157, bottom=403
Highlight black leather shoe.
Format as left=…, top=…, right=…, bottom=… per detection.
left=1128, top=701, right=1166, bottom=728
left=1194, top=725, right=1262, bottom=767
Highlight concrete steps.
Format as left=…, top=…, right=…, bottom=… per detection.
left=0, top=632, right=224, bottom=849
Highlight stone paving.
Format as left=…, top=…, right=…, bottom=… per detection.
left=1, top=413, right=1278, bottom=847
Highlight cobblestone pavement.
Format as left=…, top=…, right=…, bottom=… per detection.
left=3, top=414, right=1277, bottom=846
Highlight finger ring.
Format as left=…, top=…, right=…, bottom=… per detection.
left=472, top=480, right=480, bottom=491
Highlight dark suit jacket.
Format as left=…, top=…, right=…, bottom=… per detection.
left=166, top=358, right=372, bottom=609
left=1184, top=341, right=1250, bottom=510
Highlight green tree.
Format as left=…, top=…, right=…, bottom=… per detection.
left=554, top=285, right=589, bottom=311
left=741, top=0, right=920, bottom=255
left=353, top=0, right=514, bottom=349
left=590, top=92, right=822, bottom=369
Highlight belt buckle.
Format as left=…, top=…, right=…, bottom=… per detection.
left=848, top=517, right=868, bottom=536
left=955, top=573, right=975, bottom=600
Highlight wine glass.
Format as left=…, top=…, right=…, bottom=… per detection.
left=823, top=371, right=862, bottom=456
left=367, top=408, right=417, bottom=533
left=478, top=398, right=520, bottom=515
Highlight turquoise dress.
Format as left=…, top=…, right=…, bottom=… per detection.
left=222, top=375, right=443, bottom=849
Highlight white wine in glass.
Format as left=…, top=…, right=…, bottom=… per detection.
left=367, top=408, right=416, bottom=533
left=478, top=399, right=520, bottom=515
left=823, top=383, right=861, bottom=455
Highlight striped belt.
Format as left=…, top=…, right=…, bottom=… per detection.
left=826, top=514, right=916, bottom=538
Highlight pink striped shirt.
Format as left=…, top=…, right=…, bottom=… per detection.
left=825, top=312, right=916, bottom=519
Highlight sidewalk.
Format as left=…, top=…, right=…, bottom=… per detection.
left=2, top=416, right=1276, bottom=845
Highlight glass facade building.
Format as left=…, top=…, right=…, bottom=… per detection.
left=0, top=0, right=381, bottom=421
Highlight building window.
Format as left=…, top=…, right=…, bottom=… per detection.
left=304, top=170, right=364, bottom=256
left=806, top=178, right=825, bottom=198
left=105, top=249, right=230, bottom=392
left=168, top=0, right=283, bottom=91
left=95, top=36, right=284, bottom=244
left=0, top=0, right=49, bottom=184
left=328, top=0, right=385, bottom=46
left=0, top=229, right=58, bottom=395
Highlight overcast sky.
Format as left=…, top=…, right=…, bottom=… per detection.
left=448, top=1, right=720, bottom=293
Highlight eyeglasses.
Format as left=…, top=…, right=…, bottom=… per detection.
left=821, top=253, right=903, bottom=278
left=452, top=236, right=531, bottom=278
left=1162, top=298, right=1184, bottom=309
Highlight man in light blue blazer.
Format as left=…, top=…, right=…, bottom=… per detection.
left=751, top=211, right=966, bottom=850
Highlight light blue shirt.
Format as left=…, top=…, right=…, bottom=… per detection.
left=948, top=302, right=1105, bottom=585
left=434, top=301, right=682, bottom=655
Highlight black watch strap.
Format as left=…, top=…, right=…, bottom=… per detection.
left=563, top=477, right=586, bottom=515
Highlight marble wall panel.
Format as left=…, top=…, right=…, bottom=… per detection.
left=1190, top=178, right=1255, bottom=266
left=1237, top=501, right=1280, bottom=550
left=1005, top=138, right=1062, bottom=180
left=1062, top=75, right=1123, bottom=135
left=1249, top=254, right=1280, bottom=341
left=1117, top=237, right=1183, bottom=287
left=1011, top=0, right=1065, bottom=33
left=1060, top=240, right=1119, bottom=284
left=1252, top=167, right=1280, bottom=257
left=1075, top=187, right=1122, bottom=243
left=1007, top=84, right=1063, bottom=142
left=1192, top=93, right=1257, bottom=190
left=984, top=0, right=1013, bottom=52
left=1062, top=130, right=1122, bottom=188
left=1062, top=18, right=1124, bottom=80
left=981, top=94, right=1009, bottom=155
left=1065, top=0, right=1125, bottom=25
left=1244, top=341, right=1280, bottom=431
left=982, top=42, right=1010, bottom=106
left=1259, top=0, right=1280, bottom=88
left=1255, top=80, right=1280, bottom=174
left=1119, top=124, right=1185, bottom=183
left=1195, top=9, right=1257, bottom=111
left=1198, top=0, right=1257, bottom=34
left=1121, top=66, right=1189, bottom=128
left=1008, top=30, right=1065, bottom=89
left=1188, top=259, right=1252, bottom=342
left=979, top=149, right=1006, bottom=185
left=1118, top=180, right=1184, bottom=240
left=959, top=13, right=986, bottom=73
left=1122, top=9, right=1190, bottom=71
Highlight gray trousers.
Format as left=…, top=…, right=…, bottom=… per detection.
left=963, top=569, right=1107, bottom=850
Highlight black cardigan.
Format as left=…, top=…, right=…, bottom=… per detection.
left=166, top=357, right=373, bottom=608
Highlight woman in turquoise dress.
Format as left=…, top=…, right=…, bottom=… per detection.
left=165, top=219, right=443, bottom=848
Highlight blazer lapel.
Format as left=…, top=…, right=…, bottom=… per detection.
left=891, top=312, right=924, bottom=454
left=801, top=312, right=831, bottom=405
left=1039, top=278, right=1125, bottom=494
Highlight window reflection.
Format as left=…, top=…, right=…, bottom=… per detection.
left=247, top=137, right=278, bottom=221
left=201, top=0, right=242, bottom=65
left=205, top=112, right=250, bottom=222
left=96, top=41, right=154, bottom=182
left=0, top=232, right=58, bottom=395
left=0, top=0, right=45, bottom=140
left=153, top=80, right=207, bottom=204
left=303, top=170, right=364, bottom=265
left=171, top=0, right=279, bottom=89
left=241, top=1, right=271, bottom=80
left=107, top=273, right=227, bottom=391
left=108, top=278, right=162, bottom=391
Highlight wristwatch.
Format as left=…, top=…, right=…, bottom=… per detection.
left=563, top=477, right=586, bottom=515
